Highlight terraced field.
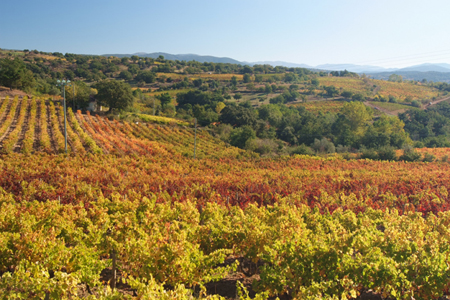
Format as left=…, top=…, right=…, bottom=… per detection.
left=0, top=96, right=246, bottom=159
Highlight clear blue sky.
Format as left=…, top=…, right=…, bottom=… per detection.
left=2, top=0, right=450, bottom=68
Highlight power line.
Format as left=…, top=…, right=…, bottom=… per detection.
left=355, top=49, right=450, bottom=67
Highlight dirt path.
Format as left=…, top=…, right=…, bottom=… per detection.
left=68, top=113, right=89, bottom=152
left=46, top=100, right=58, bottom=153
left=0, top=97, right=12, bottom=123
left=0, top=97, right=23, bottom=143
left=13, top=99, right=31, bottom=152
left=33, top=100, right=42, bottom=152
left=55, top=105, right=75, bottom=153
left=365, top=95, right=450, bottom=117
left=75, top=113, right=109, bottom=154
left=425, top=95, right=450, bottom=108
left=364, top=102, right=398, bottom=116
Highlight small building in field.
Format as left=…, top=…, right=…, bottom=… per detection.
left=87, top=96, right=103, bottom=112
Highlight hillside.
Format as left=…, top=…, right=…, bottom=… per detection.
left=318, top=76, right=441, bottom=101
left=0, top=95, right=246, bottom=159
left=4, top=83, right=450, bottom=298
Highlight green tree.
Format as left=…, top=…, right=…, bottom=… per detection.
left=258, top=104, right=283, bottom=127
left=0, top=58, right=35, bottom=91
left=341, top=91, right=353, bottom=99
left=254, top=75, right=263, bottom=83
left=231, top=76, right=238, bottom=87
left=193, top=78, right=203, bottom=87
left=311, top=78, right=320, bottom=87
left=119, top=70, right=133, bottom=81
left=230, top=125, right=256, bottom=148
left=340, top=101, right=373, bottom=134
left=351, top=93, right=365, bottom=101
left=324, top=85, right=339, bottom=97
left=135, top=71, right=156, bottom=83
left=95, top=80, right=134, bottom=112
left=128, top=64, right=139, bottom=75
left=64, top=81, right=94, bottom=109
left=243, top=74, right=251, bottom=83
left=388, top=74, right=403, bottom=83
left=156, top=93, right=172, bottom=107
left=219, top=105, right=257, bottom=127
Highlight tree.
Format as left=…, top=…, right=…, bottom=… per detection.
left=323, top=86, right=339, bottom=97
left=311, top=78, right=320, bottom=87
left=258, top=104, right=283, bottom=127
left=341, top=91, right=353, bottom=99
left=64, top=81, right=94, bottom=109
left=243, top=74, right=251, bottom=83
left=219, top=105, right=257, bottom=127
left=215, top=102, right=226, bottom=114
left=119, top=70, right=133, bottom=81
left=156, top=93, right=172, bottom=107
left=388, top=74, right=403, bottom=83
left=254, top=75, right=263, bottom=83
left=95, top=80, right=133, bottom=112
left=230, top=126, right=256, bottom=148
left=284, top=73, right=298, bottom=82
left=135, top=71, right=156, bottom=83
left=0, top=58, right=35, bottom=91
left=128, top=64, right=139, bottom=75
left=339, top=101, right=373, bottom=134
left=193, top=78, right=203, bottom=87
left=351, top=93, right=365, bottom=101
left=231, top=76, right=238, bottom=87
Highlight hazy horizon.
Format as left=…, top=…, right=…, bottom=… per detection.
left=2, top=0, right=450, bottom=69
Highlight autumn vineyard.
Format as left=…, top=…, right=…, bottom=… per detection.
left=3, top=95, right=450, bottom=299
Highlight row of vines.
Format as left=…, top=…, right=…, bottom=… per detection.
left=1, top=187, right=450, bottom=299
left=0, top=97, right=244, bottom=159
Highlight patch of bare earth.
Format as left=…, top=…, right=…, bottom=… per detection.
left=54, top=104, right=75, bottom=153
left=0, top=97, right=12, bottom=125
left=33, top=99, right=42, bottom=151
left=14, top=99, right=31, bottom=152
left=46, top=100, right=58, bottom=154
left=0, top=97, right=23, bottom=148
left=75, top=112, right=109, bottom=154
left=0, top=86, right=30, bottom=99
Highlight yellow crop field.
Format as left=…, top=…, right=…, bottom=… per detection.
left=319, top=77, right=370, bottom=95
left=374, top=80, right=439, bottom=100
left=290, top=100, right=346, bottom=114
left=369, top=101, right=417, bottom=112
left=147, top=88, right=193, bottom=97
left=128, top=113, right=190, bottom=125
left=156, top=73, right=186, bottom=80
left=191, top=73, right=243, bottom=80
left=319, top=77, right=440, bottom=101
left=155, top=72, right=243, bottom=81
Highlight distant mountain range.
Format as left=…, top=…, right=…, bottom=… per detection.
left=103, top=52, right=243, bottom=65
left=102, top=52, right=450, bottom=82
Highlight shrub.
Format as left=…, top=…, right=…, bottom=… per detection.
left=422, top=152, right=436, bottom=162
left=311, top=138, right=335, bottom=154
left=377, top=146, right=397, bottom=161
left=291, top=144, right=315, bottom=156
left=399, top=146, right=422, bottom=162
left=411, top=100, right=421, bottom=108
left=360, top=148, right=378, bottom=160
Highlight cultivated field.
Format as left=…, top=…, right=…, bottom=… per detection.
left=2, top=95, right=450, bottom=299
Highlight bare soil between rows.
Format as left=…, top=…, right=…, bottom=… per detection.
left=72, top=257, right=450, bottom=300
